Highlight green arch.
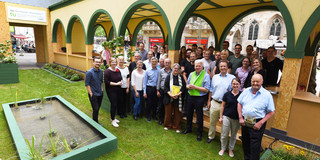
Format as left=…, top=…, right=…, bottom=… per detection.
left=171, top=0, right=205, bottom=50
left=192, top=13, right=218, bottom=49
left=309, top=31, right=320, bottom=55
left=218, top=6, right=281, bottom=51
left=66, top=15, right=86, bottom=43
left=131, top=18, right=165, bottom=47
left=87, top=9, right=116, bottom=44
left=108, top=26, right=114, bottom=40
left=94, top=24, right=107, bottom=38
left=52, top=19, right=66, bottom=43
left=118, top=0, right=172, bottom=49
left=295, top=6, right=320, bottom=58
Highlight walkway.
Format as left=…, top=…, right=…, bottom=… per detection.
left=14, top=53, right=43, bottom=69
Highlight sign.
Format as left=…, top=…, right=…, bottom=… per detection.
left=149, top=38, right=163, bottom=43
left=185, top=38, right=208, bottom=44
left=7, top=6, right=47, bottom=23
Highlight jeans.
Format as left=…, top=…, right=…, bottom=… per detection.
left=88, top=94, right=103, bottom=123
left=133, top=90, right=143, bottom=116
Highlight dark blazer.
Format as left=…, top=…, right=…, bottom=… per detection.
left=163, top=74, right=186, bottom=105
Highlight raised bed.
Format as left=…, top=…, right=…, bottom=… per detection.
left=2, top=95, right=117, bottom=160
left=0, top=63, right=19, bottom=84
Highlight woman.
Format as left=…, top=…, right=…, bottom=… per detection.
left=212, top=49, right=232, bottom=75
left=218, top=78, right=241, bottom=157
left=116, top=56, right=130, bottom=118
left=243, top=58, right=266, bottom=89
left=101, top=45, right=111, bottom=66
left=131, top=60, right=146, bottom=120
left=159, top=46, right=166, bottom=60
left=163, top=63, right=186, bottom=133
left=179, top=46, right=186, bottom=63
left=235, top=57, right=251, bottom=90
left=104, top=58, right=122, bottom=127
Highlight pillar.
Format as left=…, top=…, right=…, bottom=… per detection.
left=34, top=25, right=46, bottom=63
left=298, top=56, right=314, bottom=90
left=168, top=50, right=180, bottom=64
left=0, top=2, right=12, bottom=53
left=45, top=8, right=53, bottom=63
left=86, top=44, right=93, bottom=71
left=66, top=43, right=72, bottom=66
left=273, top=58, right=302, bottom=131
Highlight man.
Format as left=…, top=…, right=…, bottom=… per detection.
left=208, top=51, right=221, bottom=78
left=261, top=49, right=267, bottom=60
left=208, top=46, right=215, bottom=61
left=192, top=44, right=198, bottom=52
left=252, top=51, right=259, bottom=59
left=180, top=49, right=192, bottom=73
left=153, top=45, right=160, bottom=60
left=182, top=60, right=211, bottom=141
left=156, top=58, right=172, bottom=125
left=246, top=45, right=254, bottom=59
left=143, top=57, right=160, bottom=122
left=139, top=42, right=148, bottom=61
left=261, top=47, right=283, bottom=86
left=237, top=74, right=275, bottom=160
left=183, top=52, right=196, bottom=83
left=228, top=44, right=245, bottom=75
left=196, top=47, right=203, bottom=59
left=144, top=51, right=154, bottom=70
left=206, top=60, right=235, bottom=143
left=158, top=58, right=165, bottom=69
left=222, top=41, right=234, bottom=56
left=85, top=56, right=104, bottom=123
left=201, top=50, right=212, bottom=73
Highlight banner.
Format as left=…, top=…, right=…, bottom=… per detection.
left=7, top=6, right=47, bottom=23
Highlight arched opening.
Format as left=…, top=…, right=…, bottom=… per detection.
left=231, top=30, right=241, bottom=52
left=93, top=25, right=107, bottom=54
left=52, top=19, right=66, bottom=53
left=66, top=16, right=86, bottom=56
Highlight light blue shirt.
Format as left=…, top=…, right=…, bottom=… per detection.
left=237, top=87, right=275, bottom=119
left=210, top=73, right=235, bottom=101
left=143, top=68, right=160, bottom=94
left=187, top=71, right=211, bottom=96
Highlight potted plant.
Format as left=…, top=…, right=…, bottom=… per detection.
left=0, top=40, right=19, bottom=84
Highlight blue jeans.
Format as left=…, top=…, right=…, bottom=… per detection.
left=133, top=90, right=143, bottom=116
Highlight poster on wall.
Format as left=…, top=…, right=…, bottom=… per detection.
left=7, top=6, right=47, bottom=23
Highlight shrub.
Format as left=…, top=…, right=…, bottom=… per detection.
left=43, top=63, right=84, bottom=81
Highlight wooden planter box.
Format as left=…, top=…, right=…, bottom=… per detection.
left=0, top=63, right=19, bottom=84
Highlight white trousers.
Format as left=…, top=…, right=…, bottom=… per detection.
left=220, top=115, right=240, bottom=150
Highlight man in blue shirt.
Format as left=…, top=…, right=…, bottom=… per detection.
left=143, top=57, right=160, bottom=122
left=85, top=56, right=104, bottom=124
left=237, top=74, right=275, bottom=160
left=207, top=60, right=235, bottom=143
left=182, top=60, right=211, bottom=141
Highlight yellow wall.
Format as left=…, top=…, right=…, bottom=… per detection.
left=71, top=21, right=86, bottom=53
left=0, top=2, right=11, bottom=46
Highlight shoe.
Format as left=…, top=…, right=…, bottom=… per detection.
left=181, top=129, right=192, bottom=134
left=158, top=121, right=163, bottom=125
left=197, top=134, right=202, bottom=141
left=164, top=127, right=168, bottom=130
left=133, top=116, right=138, bottom=120
left=207, top=138, right=213, bottom=143
left=147, top=117, right=151, bottom=122
left=111, top=120, right=119, bottom=127
left=203, top=107, right=208, bottom=111
left=115, top=118, right=120, bottom=123
left=219, top=150, right=224, bottom=156
left=229, top=150, right=234, bottom=157
left=120, top=115, right=124, bottom=119
left=176, top=130, right=180, bottom=133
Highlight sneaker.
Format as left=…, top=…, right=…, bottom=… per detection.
left=219, top=150, right=224, bottom=156
left=111, top=120, right=119, bottom=127
left=203, top=107, right=209, bottom=111
left=176, top=130, right=180, bottom=133
left=115, top=118, right=120, bottom=123
left=164, top=127, right=168, bottom=130
left=229, top=150, right=234, bottom=157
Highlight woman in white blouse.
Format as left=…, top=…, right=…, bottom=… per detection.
left=131, top=60, right=145, bottom=120
left=117, top=56, right=130, bottom=118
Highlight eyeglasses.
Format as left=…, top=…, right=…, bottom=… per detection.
left=235, top=48, right=241, bottom=50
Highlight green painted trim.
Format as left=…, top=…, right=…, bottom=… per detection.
left=295, top=6, right=320, bottom=58
left=108, top=26, right=114, bottom=40
left=304, top=38, right=313, bottom=56
left=0, top=63, right=19, bottom=84
left=192, top=13, right=218, bottom=49
left=49, top=0, right=83, bottom=11
left=311, top=31, right=320, bottom=54
left=2, top=95, right=117, bottom=160
left=52, top=19, right=66, bottom=43
left=272, top=0, right=296, bottom=58
left=204, top=0, right=223, bottom=8
left=87, top=9, right=116, bottom=44
left=66, top=15, right=86, bottom=43
left=131, top=18, right=165, bottom=46
left=118, top=0, right=172, bottom=49
left=172, top=0, right=205, bottom=50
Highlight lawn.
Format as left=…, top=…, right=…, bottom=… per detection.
left=0, top=69, right=243, bottom=160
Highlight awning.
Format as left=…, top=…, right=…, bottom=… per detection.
left=12, top=35, right=28, bottom=39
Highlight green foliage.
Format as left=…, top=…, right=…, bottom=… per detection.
left=60, top=136, right=71, bottom=153
left=25, top=136, right=44, bottom=160
left=101, top=36, right=125, bottom=58
left=70, top=74, right=80, bottom=81
left=269, top=146, right=320, bottom=160
left=0, top=40, right=16, bottom=63
left=42, top=63, right=84, bottom=81
left=127, top=48, right=134, bottom=61
left=94, top=26, right=106, bottom=37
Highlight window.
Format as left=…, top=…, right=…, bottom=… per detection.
left=248, top=20, right=259, bottom=40
left=270, top=18, right=281, bottom=36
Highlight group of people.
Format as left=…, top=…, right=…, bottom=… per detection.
left=85, top=41, right=279, bottom=160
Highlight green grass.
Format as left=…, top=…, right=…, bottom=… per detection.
left=0, top=69, right=243, bottom=160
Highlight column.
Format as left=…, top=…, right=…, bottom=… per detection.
left=168, top=50, right=180, bottom=64
left=66, top=43, right=72, bottom=66
left=273, top=58, right=302, bottom=131
left=86, top=44, right=93, bottom=71
left=298, top=56, right=314, bottom=90
left=0, top=2, right=12, bottom=53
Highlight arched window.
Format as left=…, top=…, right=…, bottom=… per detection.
left=248, top=20, right=259, bottom=40
left=270, top=18, right=281, bottom=36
